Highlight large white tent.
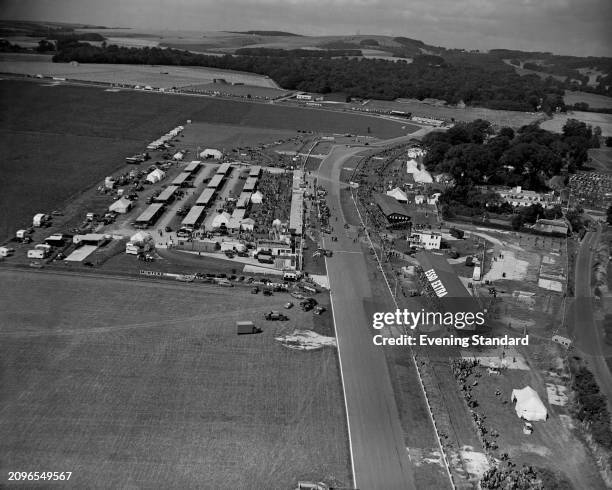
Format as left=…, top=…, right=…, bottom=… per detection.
left=386, top=187, right=408, bottom=203
left=145, top=168, right=166, bottom=184
left=109, top=197, right=132, bottom=214
left=511, top=386, right=548, bottom=421
left=211, top=212, right=231, bottom=229
left=200, top=148, right=223, bottom=160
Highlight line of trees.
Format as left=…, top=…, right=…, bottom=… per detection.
left=52, top=40, right=567, bottom=111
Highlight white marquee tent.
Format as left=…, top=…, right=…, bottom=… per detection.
left=109, top=197, right=132, bottom=214
left=250, top=191, right=264, bottom=204
left=200, top=148, right=223, bottom=160
left=511, top=386, right=548, bottom=421
left=145, top=168, right=166, bottom=184
left=386, top=187, right=408, bottom=203
left=211, top=212, right=231, bottom=229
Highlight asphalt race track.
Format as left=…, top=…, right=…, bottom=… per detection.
left=317, top=145, right=419, bottom=490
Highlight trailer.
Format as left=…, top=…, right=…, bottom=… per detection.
left=236, top=321, right=261, bottom=335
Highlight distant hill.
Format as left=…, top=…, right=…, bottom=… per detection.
left=231, top=30, right=302, bottom=37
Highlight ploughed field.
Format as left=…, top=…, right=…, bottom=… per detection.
left=0, top=270, right=351, bottom=489
left=0, top=79, right=407, bottom=240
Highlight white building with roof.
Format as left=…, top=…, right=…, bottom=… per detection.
left=200, top=148, right=223, bottom=160
left=408, top=232, right=441, bottom=250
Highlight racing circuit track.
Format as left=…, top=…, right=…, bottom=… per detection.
left=317, top=144, right=421, bottom=489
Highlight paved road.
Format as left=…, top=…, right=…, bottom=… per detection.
left=570, top=226, right=612, bottom=409
left=318, top=145, right=417, bottom=489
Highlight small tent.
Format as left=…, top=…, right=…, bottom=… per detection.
left=250, top=191, right=263, bottom=204
left=130, top=231, right=153, bottom=244
left=386, top=187, right=408, bottom=203
left=240, top=218, right=255, bottom=231
left=511, top=386, right=548, bottom=421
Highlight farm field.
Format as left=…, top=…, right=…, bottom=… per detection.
left=179, top=122, right=298, bottom=151
left=0, top=79, right=409, bottom=240
left=588, top=147, right=612, bottom=174
left=0, top=270, right=351, bottom=489
left=564, top=90, right=612, bottom=109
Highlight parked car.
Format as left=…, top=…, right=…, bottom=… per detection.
left=314, top=306, right=326, bottom=315
left=264, top=311, right=288, bottom=321
left=284, top=302, right=294, bottom=309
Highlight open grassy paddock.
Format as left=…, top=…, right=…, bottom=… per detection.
left=0, top=269, right=351, bottom=489
left=0, top=78, right=408, bottom=241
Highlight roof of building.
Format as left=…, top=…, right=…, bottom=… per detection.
left=533, top=219, right=568, bottom=235
left=386, top=187, right=408, bottom=202
left=171, top=172, right=191, bottom=185
left=415, top=251, right=481, bottom=327
left=181, top=205, right=207, bottom=227
left=374, top=193, right=411, bottom=218
left=236, top=192, right=252, bottom=208
left=184, top=161, right=201, bottom=173
left=216, top=161, right=232, bottom=175
left=155, top=185, right=179, bottom=202
left=289, top=191, right=304, bottom=235
left=231, top=208, right=246, bottom=220
left=196, top=188, right=216, bottom=206
left=109, top=197, right=132, bottom=211
left=136, top=203, right=165, bottom=222
left=243, top=176, right=258, bottom=192
left=249, top=165, right=262, bottom=177
left=207, top=174, right=224, bottom=189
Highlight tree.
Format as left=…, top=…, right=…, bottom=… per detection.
left=36, top=40, right=55, bottom=52
left=607, top=205, right=612, bottom=225
left=511, top=214, right=524, bottom=230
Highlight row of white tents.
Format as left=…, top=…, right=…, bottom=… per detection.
left=211, top=212, right=255, bottom=231
left=147, top=126, right=184, bottom=151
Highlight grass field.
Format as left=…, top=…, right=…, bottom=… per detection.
left=0, top=53, right=278, bottom=89
left=540, top=110, right=612, bottom=137
left=564, top=90, right=612, bottom=110
left=0, top=270, right=351, bottom=489
left=0, top=79, right=409, bottom=240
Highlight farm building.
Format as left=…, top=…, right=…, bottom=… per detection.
left=171, top=172, right=192, bottom=187
left=408, top=232, right=441, bottom=250
left=145, top=168, right=166, bottom=184
left=181, top=205, right=207, bottom=230
left=154, top=185, right=180, bottom=204
left=200, top=148, right=223, bottom=160
left=135, top=203, right=165, bottom=227
left=207, top=174, right=225, bottom=189
left=374, top=194, right=411, bottom=224
left=216, top=161, right=232, bottom=175
left=196, top=188, right=216, bottom=206
left=243, top=177, right=258, bottom=192
left=386, top=187, right=408, bottom=203
left=109, top=197, right=133, bottom=214
left=531, top=219, right=569, bottom=236
left=256, top=239, right=292, bottom=256
left=184, top=160, right=202, bottom=173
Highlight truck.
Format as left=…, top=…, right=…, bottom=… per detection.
left=0, top=246, right=15, bottom=257
left=264, top=311, right=289, bottom=321
left=236, top=321, right=261, bottom=335
left=32, top=213, right=48, bottom=227
left=300, top=298, right=318, bottom=311
left=449, top=227, right=465, bottom=239
left=27, top=249, right=47, bottom=259
left=283, top=271, right=302, bottom=281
